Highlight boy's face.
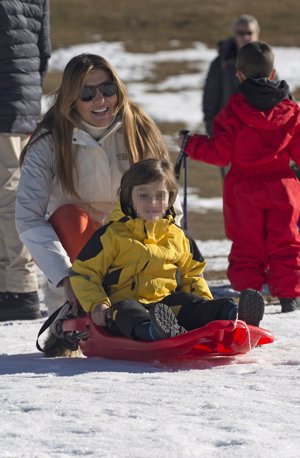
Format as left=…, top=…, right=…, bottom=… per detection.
left=234, top=22, right=259, bottom=49
left=131, top=181, right=169, bottom=221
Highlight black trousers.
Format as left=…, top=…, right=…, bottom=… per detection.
left=108, top=292, right=237, bottom=340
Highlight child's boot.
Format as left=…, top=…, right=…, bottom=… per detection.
left=279, top=298, right=300, bottom=313
left=238, top=289, right=265, bottom=327
left=148, top=303, right=186, bottom=340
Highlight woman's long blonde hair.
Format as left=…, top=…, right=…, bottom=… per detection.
left=20, top=54, right=169, bottom=196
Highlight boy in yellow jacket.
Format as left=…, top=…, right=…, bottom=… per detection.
left=70, top=159, right=264, bottom=340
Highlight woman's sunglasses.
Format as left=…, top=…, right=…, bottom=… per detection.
left=79, top=81, right=118, bottom=102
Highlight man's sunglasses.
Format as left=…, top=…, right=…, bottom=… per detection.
left=79, top=81, right=118, bottom=102
left=236, top=30, right=254, bottom=37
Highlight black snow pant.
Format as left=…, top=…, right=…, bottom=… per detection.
left=107, top=292, right=238, bottom=341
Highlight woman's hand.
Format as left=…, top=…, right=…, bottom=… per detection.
left=62, top=277, right=79, bottom=312
left=91, top=304, right=110, bottom=326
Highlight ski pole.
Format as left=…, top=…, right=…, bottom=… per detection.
left=175, top=129, right=190, bottom=230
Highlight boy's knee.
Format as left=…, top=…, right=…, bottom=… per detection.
left=215, top=298, right=238, bottom=321
left=111, top=300, right=150, bottom=338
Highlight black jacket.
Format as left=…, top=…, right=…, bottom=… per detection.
left=0, top=0, right=51, bottom=133
left=202, top=38, right=238, bottom=136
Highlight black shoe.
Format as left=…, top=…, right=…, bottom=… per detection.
left=238, top=289, right=265, bottom=327
left=148, top=303, right=186, bottom=340
left=279, top=297, right=300, bottom=313
left=0, top=291, right=41, bottom=321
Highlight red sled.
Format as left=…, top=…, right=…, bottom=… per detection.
left=63, top=316, right=274, bottom=362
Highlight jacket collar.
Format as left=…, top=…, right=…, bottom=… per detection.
left=218, top=37, right=237, bottom=62
left=72, top=117, right=123, bottom=146
left=121, top=215, right=176, bottom=243
left=238, top=78, right=290, bottom=111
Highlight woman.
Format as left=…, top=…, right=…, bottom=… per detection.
left=16, top=53, right=180, bottom=314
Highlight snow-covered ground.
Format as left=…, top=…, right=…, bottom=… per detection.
left=1, top=297, right=299, bottom=458
left=1, top=41, right=299, bottom=457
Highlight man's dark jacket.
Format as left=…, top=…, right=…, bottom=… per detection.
left=0, top=0, right=51, bottom=133
left=202, top=38, right=238, bottom=136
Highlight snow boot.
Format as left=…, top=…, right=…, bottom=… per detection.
left=279, top=297, right=300, bottom=313
left=0, top=291, right=41, bottom=321
left=238, top=289, right=265, bottom=327
left=148, top=302, right=186, bottom=340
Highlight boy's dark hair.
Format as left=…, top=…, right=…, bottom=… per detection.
left=120, top=158, right=178, bottom=216
left=237, top=41, right=274, bottom=78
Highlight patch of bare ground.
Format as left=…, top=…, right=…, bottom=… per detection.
left=50, top=0, right=300, bottom=51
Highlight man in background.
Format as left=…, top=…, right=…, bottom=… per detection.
left=0, top=0, right=51, bottom=320
left=202, top=15, right=260, bottom=178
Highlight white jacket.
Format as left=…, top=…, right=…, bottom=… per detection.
left=16, top=121, right=183, bottom=286
left=16, top=121, right=130, bottom=286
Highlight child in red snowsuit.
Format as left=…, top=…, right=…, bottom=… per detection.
left=180, top=41, right=300, bottom=312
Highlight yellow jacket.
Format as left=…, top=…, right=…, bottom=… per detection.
left=70, top=215, right=213, bottom=313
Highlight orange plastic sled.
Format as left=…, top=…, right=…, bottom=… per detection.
left=63, top=316, right=274, bottom=362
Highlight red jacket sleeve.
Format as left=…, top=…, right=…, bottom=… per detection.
left=288, top=125, right=300, bottom=168
left=185, top=106, right=236, bottom=167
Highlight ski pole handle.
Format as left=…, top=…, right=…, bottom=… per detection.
left=175, top=129, right=190, bottom=179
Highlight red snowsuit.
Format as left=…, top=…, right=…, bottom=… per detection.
left=185, top=81, right=300, bottom=298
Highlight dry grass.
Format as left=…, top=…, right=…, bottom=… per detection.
left=50, top=0, right=300, bottom=51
